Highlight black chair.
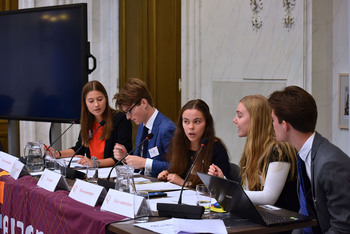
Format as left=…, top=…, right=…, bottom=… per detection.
left=229, top=162, right=241, bottom=184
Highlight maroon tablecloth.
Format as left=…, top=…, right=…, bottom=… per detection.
left=0, top=174, right=126, bottom=234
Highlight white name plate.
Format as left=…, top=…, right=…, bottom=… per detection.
left=9, top=160, right=26, bottom=180
left=37, top=169, right=69, bottom=192
left=101, top=190, right=138, bottom=218
left=0, top=151, right=18, bottom=173
left=69, top=179, right=107, bottom=207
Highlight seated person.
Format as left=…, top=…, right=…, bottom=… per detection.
left=47, top=80, right=132, bottom=167
left=113, top=78, right=176, bottom=177
left=158, top=99, right=230, bottom=187
left=268, top=86, right=350, bottom=233
left=209, top=95, right=299, bottom=212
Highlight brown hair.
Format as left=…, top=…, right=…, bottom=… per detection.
left=113, top=78, right=153, bottom=110
left=80, top=80, right=115, bottom=146
left=167, top=99, right=226, bottom=187
left=268, top=86, right=317, bottom=133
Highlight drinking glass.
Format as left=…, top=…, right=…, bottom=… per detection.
left=86, top=164, right=98, bottom=183
left=134, top=190, right=151, bottom=223
left=196, top=184, right=212, bottom=215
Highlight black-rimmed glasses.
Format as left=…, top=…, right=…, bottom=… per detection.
left=125, top=100, right=141, bottom=115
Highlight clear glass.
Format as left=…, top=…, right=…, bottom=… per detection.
left=115, top=165, right=135, bottom=193
left=196, top=184, right=212, bottom=215
left=86, top=164, right=98, bottom=183
left=134, top=190, right=150, bottom=223
left=54, top=160, right=66, bottom=177
left=44, top=151, right=55, bottom=170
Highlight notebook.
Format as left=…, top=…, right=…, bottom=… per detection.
left=197, top=172, right=312, bottom=226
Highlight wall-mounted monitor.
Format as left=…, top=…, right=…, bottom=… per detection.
left=0, top=3, right=95, bottom=123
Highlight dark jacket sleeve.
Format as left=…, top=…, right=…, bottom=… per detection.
left=212, top=141, right=230, bottom=179
left=70, top=132, right=87, bottom=156
left=70, top=112, right=132, bottom=161
left=103, top=112, right=132, bottom=161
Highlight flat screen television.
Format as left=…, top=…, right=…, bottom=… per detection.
left=0, top=3, right=94, bottom=123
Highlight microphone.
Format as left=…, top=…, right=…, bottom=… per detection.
left=65, top=120, right=106, bottom=180
left=44, top=118, right=79, bottom=155
left=97, top=133, right=154, bottom=191
left=157, top=138, right=208, bottom=219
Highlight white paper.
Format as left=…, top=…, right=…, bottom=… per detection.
left=147, top=190, right=217, bottom=212
left=135, top=182, right=182, bottom=192
left=134, top=177, right=150, bottom=183
left=57, top=157, right=84, bottom=168
left=172, top=218, right=227, bottom=234
left=134, top=219, right=175, bottom=233
left=134, top=218, right=227, bottom=234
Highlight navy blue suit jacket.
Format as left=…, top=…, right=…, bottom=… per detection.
left=134, top=112, right=176, bottom=177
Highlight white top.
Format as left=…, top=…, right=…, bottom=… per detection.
left=244, top=161, right=291, bottom=205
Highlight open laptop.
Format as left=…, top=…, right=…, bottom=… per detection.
left=197, top=172, right=312, bottom=226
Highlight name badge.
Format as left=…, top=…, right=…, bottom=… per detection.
left=101, top=190, right=141, bottom=218
left=37, top=169, right=69, bottom=192
left=69, top=179, right=107, bottom=207
left=148, top=146, right=159, bottom=158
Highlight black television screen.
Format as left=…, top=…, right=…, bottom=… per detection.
left=0, top=3, right=92, bottom=123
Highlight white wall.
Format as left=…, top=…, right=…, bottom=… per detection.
left=181, top=0, right=350, bottom=163
left=17, top=0, right=350, bottom=160
left=332, top=0, right=349, bottom=153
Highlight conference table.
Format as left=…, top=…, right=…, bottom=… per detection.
left=0, top=170, right=317, bottom=234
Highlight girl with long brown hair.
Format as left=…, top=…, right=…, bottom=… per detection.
left=48, top=80, right=132, bottom=167
left=158, top=99, right=230, bottom=187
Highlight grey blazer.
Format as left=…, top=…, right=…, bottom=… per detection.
left=310, top=132, right=350, bottom=233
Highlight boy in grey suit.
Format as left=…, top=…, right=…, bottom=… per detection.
left=268, top=86, right=350, bottom=233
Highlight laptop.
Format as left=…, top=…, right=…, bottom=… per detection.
left=197, top=172, right=312, bottom=226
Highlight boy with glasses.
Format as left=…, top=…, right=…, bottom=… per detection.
left=113, top=78, right=176, bottom=177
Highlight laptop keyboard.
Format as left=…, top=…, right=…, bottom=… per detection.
left=256, top=207, right=293, bottom=224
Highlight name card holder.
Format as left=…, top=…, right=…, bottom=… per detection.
left=37, top=169, right=69, bottom=192
left=0, top=152, right=29, bottom=179
left=101, top=190, right=144, bottom=218
left=69, top=179, right=107, bottom=207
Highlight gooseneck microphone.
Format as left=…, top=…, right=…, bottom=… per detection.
left=65, top=120, right=106, bottom=179
left=157, top=138, right=209, bottom=219
left=107, top=133, right=154, bottom=180
left=97, top=133, right=154, bottom=191
left=44, top=118, right=79, bottom=155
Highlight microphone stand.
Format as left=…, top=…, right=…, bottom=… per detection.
left=45, top=119, right=79, bottom=154
left=65, top=120, right=105, bottom=180
left=97, top=133, right=154, bottom=191
left=43, top=119, right=78, bottom=166
left=157, top=138, right=208, bottom=219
